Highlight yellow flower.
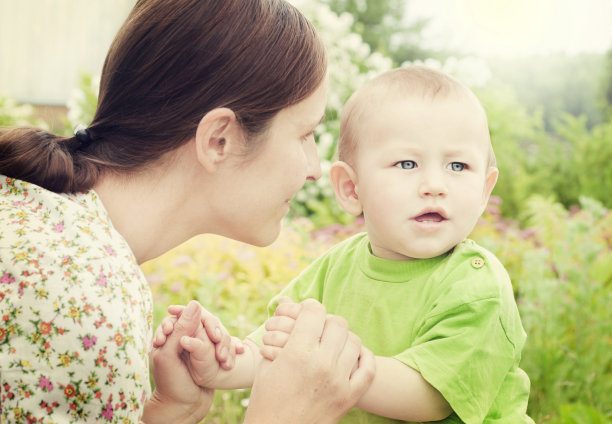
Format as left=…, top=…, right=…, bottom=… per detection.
left=31, top=332, right=41, bottom=343
left=68, top=306, right=80, bottom=319
left=36, top=288, right=49, bottom=299
left=15, top=252, right=28, bottom=261
left=20, top=359, right=31, bottom=368
left=87, top=376, right=98, bottom=388
left=59, top=354, right=72, bottom=367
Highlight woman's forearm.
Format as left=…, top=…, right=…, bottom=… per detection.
left=141, top=391, right=211, bottom=424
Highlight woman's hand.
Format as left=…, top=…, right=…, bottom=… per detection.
left=244, top=298, right=375, bottom=424
left=143, top=301, right=214, bottom=424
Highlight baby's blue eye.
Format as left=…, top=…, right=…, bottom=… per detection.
left=449, top=162, right=466, bottom=172
left=396, top=160, right=416, bottom=169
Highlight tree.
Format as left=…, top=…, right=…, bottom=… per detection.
left=321, top=0, right=434, bottom=64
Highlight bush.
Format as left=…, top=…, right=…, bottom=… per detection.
left=472, top=196, right=612, bottom=423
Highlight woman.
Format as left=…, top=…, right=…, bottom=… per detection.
left=0, top=0, right=374, bottom=422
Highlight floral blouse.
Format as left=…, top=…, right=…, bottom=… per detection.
left=0, top=176, right=153, bottom=423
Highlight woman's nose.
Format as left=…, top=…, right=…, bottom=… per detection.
left=305, top=138, right=322, bottom=181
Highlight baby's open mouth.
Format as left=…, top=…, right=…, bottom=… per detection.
left=415, top=213, right=446, bottom=223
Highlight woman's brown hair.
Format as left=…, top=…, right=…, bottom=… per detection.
left=0, top=0, right=327, bottom=193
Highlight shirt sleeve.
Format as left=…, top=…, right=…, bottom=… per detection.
left=395, top=294, right=517, bottom=424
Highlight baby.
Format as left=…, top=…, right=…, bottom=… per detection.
left=156, top=66, right=534, bottom=423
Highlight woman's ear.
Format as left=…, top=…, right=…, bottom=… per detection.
left=330, top=161, right=363, bottom=216
left=194, top=108, right=242, bottom=173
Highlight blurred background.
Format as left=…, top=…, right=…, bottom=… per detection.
left=1, top=1, right=611, bottom=423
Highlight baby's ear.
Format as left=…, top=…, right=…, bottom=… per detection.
left=482, top=166, right=499, bottom=208
left=330, top=161, right=363, bottom=216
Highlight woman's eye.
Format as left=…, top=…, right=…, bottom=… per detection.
left=449, top=162, right=466, bottom=172
left=301, top=131, right=314, bottom=142
left=395, top=160, right=416, bottom=169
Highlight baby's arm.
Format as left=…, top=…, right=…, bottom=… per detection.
left=263, top=298, right=452, bottom=422
left=153, top=305, right=264, bottom=390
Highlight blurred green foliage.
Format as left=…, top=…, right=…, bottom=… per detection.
left=0, top=96, right=44, bottom=127
left=488, top=54, right=608, bottom=130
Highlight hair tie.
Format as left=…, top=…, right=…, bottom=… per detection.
left=74, top=124, right=93, bottom=147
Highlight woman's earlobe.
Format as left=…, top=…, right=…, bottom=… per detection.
left=330, top=161, right=363, bottom=216
left=194, top=108, right=238, bottom=172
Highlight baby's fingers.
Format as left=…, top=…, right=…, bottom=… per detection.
left=259, top=344, right=283, bottom=361
left=232, top=336, right=245, bottom=355
left=265, top=315, right=296, bottom=334
left=262, top=330, right=290, bottom=348
left=273, top=296, right=301, bottom=319
left=152, top=316, right=178, bottom=348
left=219, top=336, right=245, bottom=370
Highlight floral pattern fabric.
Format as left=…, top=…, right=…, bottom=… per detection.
left=0, top=176, right=153, bottom=423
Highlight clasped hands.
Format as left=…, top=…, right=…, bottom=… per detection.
left=150, top=297, right=375, bottom=423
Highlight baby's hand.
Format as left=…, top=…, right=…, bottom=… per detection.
left=152, top=303, right=244, bottom=371
left=260, top=296, right=301, bottom=361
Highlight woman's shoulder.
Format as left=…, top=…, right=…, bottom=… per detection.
left=0, top=175, right=124, bottom=264
left=1, top=175, right=107, bottom=228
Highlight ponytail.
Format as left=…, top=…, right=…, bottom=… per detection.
left=0, top=127, right=99, bottom=193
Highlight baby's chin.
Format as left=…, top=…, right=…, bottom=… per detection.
left=400, top=244, right=458, bottom=261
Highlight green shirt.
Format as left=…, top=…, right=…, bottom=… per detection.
left=250, top=233, right=533, bottom=424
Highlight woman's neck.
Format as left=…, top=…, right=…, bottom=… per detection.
left=92, top=150, right=211, bottom=264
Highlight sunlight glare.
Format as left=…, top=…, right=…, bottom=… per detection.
left=408, top=0, right=612, bottom=58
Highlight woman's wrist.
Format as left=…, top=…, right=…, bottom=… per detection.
left=141, top=388, right=212, bottom=424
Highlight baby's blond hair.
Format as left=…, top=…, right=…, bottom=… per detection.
left=339, top=66, right=497, bottom=169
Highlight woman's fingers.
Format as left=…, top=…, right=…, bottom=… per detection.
left=349, top=346, right=376, bottom=397
left=167, top=304, right=186, bottom=316
left=319, top=314, right=350, bottom=361
left=335, top=332, right=362, bottom=379
left=284, top=299, right=326, bottom=350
